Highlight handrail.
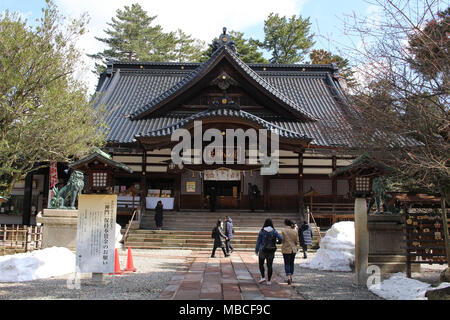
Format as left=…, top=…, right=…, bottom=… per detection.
left=122, top=206, right=140, bottom=243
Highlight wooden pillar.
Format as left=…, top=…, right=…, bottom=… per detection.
left=298, top=151, right=304, bottom=220
left=332, top=155, right=337, bottom=202
left=264, top=175, right=270, bottom=211
left=22, top=172, right=33, bottom=226
left=332, top=155, right=338, bottom=223
left=175, top=174, right=181, bottom=211
left=140, top=150, right=147, bottom=213
left=43, top=168, right=49, bottom=209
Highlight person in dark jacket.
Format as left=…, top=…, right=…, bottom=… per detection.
left=154, top=201, right=163, bottom=230
left=211, top=219, right=229, bottom=258
left=224, top=216, right=234, bottom=254
left=248, top=183, right=258, bottom=212
left=255, top=218, right=282, bottom=285
left=298, top=221, right=313, bottom=258
left=208, top=185, right=217, bottom=212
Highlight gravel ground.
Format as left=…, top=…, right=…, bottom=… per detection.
left=271, top=252, right=447, bottom=300
left=0, top=248, right=446, bottom=300
left=0, top=248, right=191, bottom=300
left=271, top=252, right=381, bottom=300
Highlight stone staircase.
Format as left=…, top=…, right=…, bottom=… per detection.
left=124, top=210, right=324, bottom=251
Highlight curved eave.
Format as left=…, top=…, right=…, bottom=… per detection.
left=134, top=108, right=313, bottom=145
left=69, top=153, right=133, bottom=174
left=130, top=46, right=317, bottom=122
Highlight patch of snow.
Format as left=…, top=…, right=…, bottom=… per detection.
left=369, top=272, right=450, bottom=300
left=115, top=223, right=123, bottom=249
left=0, top=247, right=75, bottom=283
left=300, top=221, right=355, bottom=272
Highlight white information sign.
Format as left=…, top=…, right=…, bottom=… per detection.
left=76, top=194, right=117, bottom=273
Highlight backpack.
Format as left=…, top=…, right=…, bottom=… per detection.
left=262, top=231, right=277, bottom=253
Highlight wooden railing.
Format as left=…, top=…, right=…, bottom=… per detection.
left=122, top=207, right=140, bottom=243
left=1, top=225, right=42, bottom=255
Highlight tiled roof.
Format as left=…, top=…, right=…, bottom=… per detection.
left=130, top=46, right=317, bottom=121
left=135, top=108, right=312, bottom=141
left=95, top=54, right=354, bottom=147
left=69, top=150, right=133, bottom=173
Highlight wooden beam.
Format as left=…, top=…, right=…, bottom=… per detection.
left=298, top=151, right=304, bottom=219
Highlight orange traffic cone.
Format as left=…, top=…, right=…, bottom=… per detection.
left=123, top=247, right=136, bottom=273
left=109, top=248, right=123, bottom=275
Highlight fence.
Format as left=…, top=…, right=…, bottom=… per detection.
left=0, top=225, right=42, bottom=256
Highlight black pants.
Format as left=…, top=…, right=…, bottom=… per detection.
left=258, top=251, right=275, bottom=281
left=249, top=198, right=255, bottom=212
left=155, top=214, right=163, bottom=228
left=210, top=199, right=216, bottom=212
left=211, top=244, right=227, bottom=257
left=225, top=239, right=234, bottom=253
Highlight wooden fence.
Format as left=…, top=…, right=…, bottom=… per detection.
left=0, top=225, right=42, bottom=256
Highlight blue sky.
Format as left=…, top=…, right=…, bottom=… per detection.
left=0, top=0, right=388, bottom=91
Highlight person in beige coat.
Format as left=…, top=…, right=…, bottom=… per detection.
left=281, top=219, right=299, bottom=285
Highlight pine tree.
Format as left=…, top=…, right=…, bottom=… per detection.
left=309, top=49, right=356, bottom=88
left=88, top=3, right=177, bottom=74
left=173, top=29, right=205, bottom=62
left=258, top=13, right=315, bottom=64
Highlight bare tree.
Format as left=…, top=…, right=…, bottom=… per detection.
left=328, top=0, right=449, bottom=195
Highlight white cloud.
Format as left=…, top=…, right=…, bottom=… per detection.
left=54, top=0, right=307, bottom=93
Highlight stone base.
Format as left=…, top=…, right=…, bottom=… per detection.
left=369, top=255, right=421, bottom=274
left=440, top=267, right=450, bottom=282
left=426, top=286, right=450, bottom=300
left=367, top=214, right=416, bottom=274
left=37, top=209, right=78, bottom=250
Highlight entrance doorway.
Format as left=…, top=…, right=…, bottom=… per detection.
left=204, top=181, right=241, bottom=209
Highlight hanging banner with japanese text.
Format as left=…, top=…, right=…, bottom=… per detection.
left=203, top=169, right=241, bottom=181
left=76, top=194, right=117, bottom=273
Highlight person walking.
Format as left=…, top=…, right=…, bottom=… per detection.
left=154, top=200, right=164, bottom=230
left=281, top=219, right=298, bottom=285
left=298, top=220, right=314, bottom=259
left=255, top=218, right=282, bottom=285
left=224, top=216, right=234, bottom=254
left=211, top=219, right=229, bottom=258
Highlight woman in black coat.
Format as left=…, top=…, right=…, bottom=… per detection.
left=155, top=201, right=163, bottom=230
left=211, top=219, right=229, bottom=258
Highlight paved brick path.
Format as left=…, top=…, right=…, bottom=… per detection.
left=157, top=251, right=304, bottom=300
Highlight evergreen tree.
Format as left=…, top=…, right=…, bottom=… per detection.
left=201, top=30, right=268, bottom=63
left=173, top=29, right=205, bottom=62
left=309, top=49, right=356, bottom=87
left=258, top=13, right=315, bottom=64
left=0, top=1, right=105, bottom=197
left=88, top=3, right=177, bottom=74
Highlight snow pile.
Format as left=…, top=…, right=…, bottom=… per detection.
left=115, top=223, right=123, bottom=249
left=369, top=272, right=450, bottom=300
left=0, top=247, right=75, bottom=282
left=301, top=221, right=355, bottom=272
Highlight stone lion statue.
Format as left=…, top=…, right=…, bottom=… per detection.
left=49, top=170, right=85, bottom=210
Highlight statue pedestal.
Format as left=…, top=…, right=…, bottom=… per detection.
left=368, top=214, right=420, bottom=273
left=37, top=209, right=78, bottom=250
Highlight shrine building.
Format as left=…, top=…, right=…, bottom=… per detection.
left=88, top=29, right=360, bottom=226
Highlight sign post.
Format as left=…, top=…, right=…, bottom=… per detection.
left=76, top=194, right=117, bottom=284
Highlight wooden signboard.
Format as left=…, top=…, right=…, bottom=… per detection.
left=76, top=194, right=117, bottom=273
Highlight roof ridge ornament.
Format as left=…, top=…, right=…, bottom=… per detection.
left=212, top=27, right=236, bottom=53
